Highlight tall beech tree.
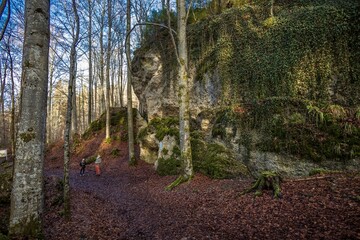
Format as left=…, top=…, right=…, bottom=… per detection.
left=87, top=0, right=93, bottom=125
left=126, top=0, right=136, bottom=165
left=9, top=0, right=50, bottom=237
left=166, top=0, right=193, bottom=190
left=63, top=0, right=80, bottom=218
left=105, top=0, right=112, bottom=140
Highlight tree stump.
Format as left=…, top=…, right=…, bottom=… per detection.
left=242, top=171, right=282, bottom=198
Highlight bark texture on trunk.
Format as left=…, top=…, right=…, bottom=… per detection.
left=177, top=0, right=193, bottom=178
left=126, top=0, right=136, bottom=165
left=9, top=0, right=50, bottom=237
left=88, top=0, right=93, bottom=125
left=105, top=0, right=112, bottom=140
left=63, top=0, right=80, bottom=218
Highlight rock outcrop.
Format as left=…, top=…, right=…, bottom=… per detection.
left=132, top=50, right=222, bottom=121
left=132, top=3, right=360, bottom=178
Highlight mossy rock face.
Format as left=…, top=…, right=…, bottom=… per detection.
left=156, top=135, right=181, bottom=176
left=156, top=157, right=182, bottom=176
left=138, top=117, right=180, bottom=164
left=150, top=117, right=179, bottom=141
left=192, top=136, right=249, bottom=179
left=138, top=116, right=179, bottom=142
left=139, top=133, right=159, bottom=164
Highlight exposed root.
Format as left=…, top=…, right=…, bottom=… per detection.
left=165, top=174, right=192, bottom=191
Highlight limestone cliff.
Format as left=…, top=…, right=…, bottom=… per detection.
left=132, top=50, right=222, bottom=121
left=132, top=1, right=360, bottom=178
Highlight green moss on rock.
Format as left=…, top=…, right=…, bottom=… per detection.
left=192, top=136, right=249, bottom=179
left=156, top=157, right=182, bottom=176
left=147, top=117, right=179, bottom=141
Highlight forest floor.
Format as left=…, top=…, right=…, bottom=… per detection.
left=42, top=131, right=360, bottom=240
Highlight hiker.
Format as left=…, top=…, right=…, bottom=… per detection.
left=80, top=158, right=86, bottom=176
left=95, top=154, right=102, bottom=176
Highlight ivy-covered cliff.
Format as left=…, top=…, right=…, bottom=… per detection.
left=188, top=1, right=360, bottom=105
left=132, top=0, right=360, bottom=178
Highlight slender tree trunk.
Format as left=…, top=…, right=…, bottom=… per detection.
left=270, top=0, right=274, bottom=17
left=7, top=43, right=16, bottom=155
left=118, top=46, right=124, bottom=107
left=71, top=61, right=78, bottom=134
left=177, top=0, right=193, bottom=178
left=111, top=59, right=115, bottom=106
left=94, top=71, right=98, bottom=118
left=126, top=0, right=136, bottom=165
left=63, top=0, right=79, bottom=218
left=93, top=52, right=98, bottom=119
left=0, top=60, right=7, bottom=146
left=99, top=4, right=105, bottom=116
left=47, top=48, right=56, bottom=144
left=0, top=0, right=7, bottom=17
left=0, top=0, right=10, bottom=41
left=87, top=0, right=93, bottom=125
left=82, top=80, right=85, bottom=133
left=105, top=0, right=112, bottom=140
left=9, top=0, right=50, bottom=237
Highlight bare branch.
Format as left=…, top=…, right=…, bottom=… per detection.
left=0, top=0, right=11, bottom=42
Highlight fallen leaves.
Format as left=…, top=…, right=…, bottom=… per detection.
left=42, top=139, right=360, bottom=239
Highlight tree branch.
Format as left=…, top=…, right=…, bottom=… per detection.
left=0, top=0, right=11, bottom=42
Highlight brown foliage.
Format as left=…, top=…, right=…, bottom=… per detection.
left=42, top=131, right=360, bottom=239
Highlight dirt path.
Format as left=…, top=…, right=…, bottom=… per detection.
left=43, top=140, right=360, bottom=240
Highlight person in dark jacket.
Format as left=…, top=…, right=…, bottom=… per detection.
left=80, top=158, right=86, bottom=176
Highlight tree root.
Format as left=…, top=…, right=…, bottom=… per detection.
left=241, top=171, right=282, bottom=199
left=165, top=174, right=193, bottom=191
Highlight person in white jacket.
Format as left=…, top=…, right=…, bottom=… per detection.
left=95, top=154, right=102, bottom=176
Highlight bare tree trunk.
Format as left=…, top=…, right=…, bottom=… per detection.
left=94, top=64, right=98, bottom=119
left=118, top=46, right=124, bottom=107
left=93, top=52, right=98, bottom=119
left=166, top=0, right=193, bottom=190
left=6, top=41, right=16, bottom=155
left=0, top=0, right=7, bottom=17
left=111, top=59, right=115, bottom=106
left=99, top=4, right=105, bottom=115
left=71, top=61, right=78, bottom=134
left=87, top=0, right=93, bottom=125
left=126, top=0, right=136, bottom=165
left=82, top=79, right=85, bottom=133
left=63, top=0, right=79, bottom=218
left=9, top=0, right=50, bottom=237
left=105, top=0, right=112, bottom=140
left=47, top=46, right=56, bottom=144
left=177, top=0, right=193, bottom=178
left=270, top=0, right=274, bottom=17
left=0, top=59, right=7, bottom=146
left=0, top=0, right=10, bottom=41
